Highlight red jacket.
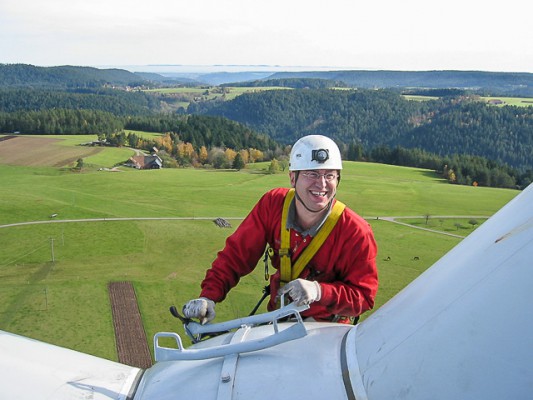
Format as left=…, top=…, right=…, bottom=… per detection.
left=200, top=187, right=378, bottom=321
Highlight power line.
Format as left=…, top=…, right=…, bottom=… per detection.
left=0, top=240, right=49, bottom=268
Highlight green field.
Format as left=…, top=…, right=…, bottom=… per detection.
left=0, top=136, right=519, bottom=363
left=480, top=96, right=533, bottom=107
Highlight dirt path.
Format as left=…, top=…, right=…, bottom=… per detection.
left=108, top=281, right=152, bottom=369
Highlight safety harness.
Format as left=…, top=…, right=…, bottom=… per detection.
left=250, top=188, right=347, bottom=316
left=279, top=188, right=346, bottom=287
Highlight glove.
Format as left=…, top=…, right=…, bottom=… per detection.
left=278, top=279, right=322, bottom=306
left=182, top=297, right=216, bottom=325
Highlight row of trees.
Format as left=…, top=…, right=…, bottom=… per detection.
left=0, top=109, right=123, bottom=135
left=367, top=145, right=532, bottom=189
left=124, top=114, right=278, bottom=151
left=102, top=130, right=267, bottom=169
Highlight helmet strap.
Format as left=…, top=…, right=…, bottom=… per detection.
left=294, top=190, right=330, bottom=214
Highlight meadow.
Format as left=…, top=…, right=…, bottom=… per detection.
left=0, top=135, right=519, bottom=362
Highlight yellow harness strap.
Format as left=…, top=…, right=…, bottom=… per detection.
left=279, top=188, right=346, bottom=287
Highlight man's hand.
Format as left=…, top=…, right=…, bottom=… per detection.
left=182, top=297, right=216, bottom=325
left=278, top=279, right=322, bottom=306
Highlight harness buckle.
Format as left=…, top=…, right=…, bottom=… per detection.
left=279, top=248, right=290, bottom=258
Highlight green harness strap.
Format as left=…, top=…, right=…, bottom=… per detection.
left=279, top=188, right=346, bottom=287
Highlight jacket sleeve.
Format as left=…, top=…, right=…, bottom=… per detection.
left=199, top=189, right=283, bottom=302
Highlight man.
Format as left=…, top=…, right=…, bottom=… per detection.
left=183, top=135, right=378, bottom=324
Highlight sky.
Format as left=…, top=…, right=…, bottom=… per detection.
left=1, top=0, right=532, bottom=74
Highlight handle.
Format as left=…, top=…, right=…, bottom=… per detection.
left=155, top=303, right=309, bottom=361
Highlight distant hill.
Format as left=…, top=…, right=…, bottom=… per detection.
left=0, top=64, right=278, bottom=88
left=264, top=70, right=533, bottom=96
left=146, top=68, right=533, bottom=95
left=133, top=72, right=200, bottom=86
left=3, top=64, right=533, bottom=96
left=190, top=71, right=275, bottom=85
left=0, top=64, right=153, bottom=88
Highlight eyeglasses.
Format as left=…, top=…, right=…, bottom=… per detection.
left=300, top=171, right=338, bottom=182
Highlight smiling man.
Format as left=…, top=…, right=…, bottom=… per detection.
left=183, top=135, right=378, bottom=324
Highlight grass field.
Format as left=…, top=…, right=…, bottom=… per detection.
left=480, top=96, right=533, bottom=107
left=0, top=135, right=519, bottom=362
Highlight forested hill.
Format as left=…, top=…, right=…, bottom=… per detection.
left=4, top=64, right=532, bottom=95
left=0, top=64, right=150, bottom=88
left=265, top=70, right=533, bottom=97
left=190, top=89, right=533, bottom=173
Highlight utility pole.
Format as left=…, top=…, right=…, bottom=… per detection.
left=50, top=238, right=55, bottom=263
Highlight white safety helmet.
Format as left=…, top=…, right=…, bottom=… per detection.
left=289, top=135, right=343, bottom=171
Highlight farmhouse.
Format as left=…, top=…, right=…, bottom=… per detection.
left=125, top=154, right=163, bottom=170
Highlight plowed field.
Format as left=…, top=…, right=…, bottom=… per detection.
left=0, top=136, right=102, bottom=167
left=108, top=281, right=152, bottom=369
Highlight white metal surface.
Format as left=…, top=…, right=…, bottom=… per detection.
left=347, top=183, right=533, bottom=399
left=0, top=330, right=142, bottom=400
left=135, top=323, right=353, bottom=400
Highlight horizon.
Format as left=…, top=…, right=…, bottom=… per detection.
left=102, top=65, right=533, bottom=75
left=5, top=63, right=533, bottom=76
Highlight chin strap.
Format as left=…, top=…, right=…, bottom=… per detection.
left=279, top=188, right=346, bottom=291
left=294, top=190, right=331, bottom=213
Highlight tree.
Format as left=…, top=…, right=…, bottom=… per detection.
left=249, top=148, right=264, bottom=163
left=225, top=148, right=237, bottom=164
left=199, top=146, right=208, bottom=164
left=268, top=159, right=280, bottom=174
left=347, top=142, right=363, bottom=161
left=233, top=153, right=245, bottom=170
left=238, top=149, right=249, bottom=164
left=278, top=155, right=289, bottom=171
left=447, top=169, right=457, bottom=183
left=208, top=147, right=230, bottom=169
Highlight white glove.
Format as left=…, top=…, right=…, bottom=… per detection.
left=182, top=297, right=216, bottom=325
left=278, top=279, right=322, bottom=306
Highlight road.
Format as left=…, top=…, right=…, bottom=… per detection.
left=377, top=215, right=489, bottom=238
left=0, top=215, right=489, bottom=239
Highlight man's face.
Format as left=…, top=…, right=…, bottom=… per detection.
left=290, top=169, right=339, bottom=212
